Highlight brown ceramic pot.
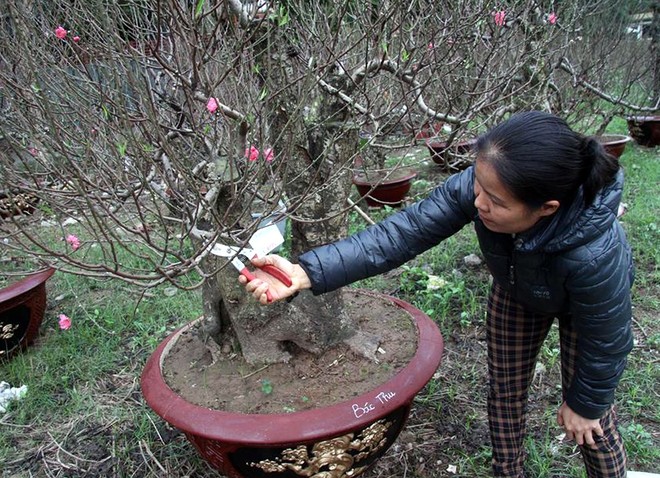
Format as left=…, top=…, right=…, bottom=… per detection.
left=596, top=134, right=631, bottom=159
left=140, top=290, right=444, bottom=478
left=425, top=138, right=476, bottom=169
left=0, top=268, right=55, bottom=359
left=352, top=170, right=417, bottom=208
left=412, top=121, right=444, bottom=140
left=626, top=116, right=660, bottom=147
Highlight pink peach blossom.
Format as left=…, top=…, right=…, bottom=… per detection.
left=66, top=234, right=80, bottom=251
left=55, top=26, right=67, bottom=40
left=58, top=314, right=72, bottom=330
left=73, top=35, right=81, bottom=42
left=245, top=145, right=260, bottom=162
left=263, top=148, right=274, bottom=162
left=548, top=12, right=557, bottom=25
left=206, top=97, right=219, bottom=113
left=493, top=10, right=506, bottom=27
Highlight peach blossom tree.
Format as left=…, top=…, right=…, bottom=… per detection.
left=0, top=0, right=656, bottom=363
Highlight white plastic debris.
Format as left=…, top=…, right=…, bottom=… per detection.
left=0, top=381, right=28, bottom=413
left=533, top=361, right=546, bottom=384
left=426, top=275, right=448, bottom=291
left=617, top=203, right=628, bottom=218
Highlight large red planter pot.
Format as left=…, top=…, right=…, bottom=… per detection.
left=141, top=290, right=444, bottom=478
left=425, top=138, right=476, bottom=169
left=596, top=134, right=631, bottom=159
left=412, top=121, right=444, bottom=140
left=352, top=171, right=417, bottom=208
left=0, top=268, right=55, bottom=359
left=626, top=116, right=660, bottom=147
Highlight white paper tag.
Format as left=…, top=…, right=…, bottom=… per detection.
left=249, top=223, right=284, bottom=256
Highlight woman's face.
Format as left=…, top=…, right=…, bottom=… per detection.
left=474, top=160, right=558, bottom=234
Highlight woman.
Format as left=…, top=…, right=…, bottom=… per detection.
left=240, top=111, right=634, bottom=477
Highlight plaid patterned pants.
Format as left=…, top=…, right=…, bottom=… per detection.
left=487, top=283, right=627, bottom=477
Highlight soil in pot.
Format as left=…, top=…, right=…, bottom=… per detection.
left=162, top=289, right=418, bottom=414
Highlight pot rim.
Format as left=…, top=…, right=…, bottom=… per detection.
left=352, top=170, right=417, bottom=187
left=0, top=268, right=55, bottom=305
left=424, top=137, right=477, bottom=149
left=596, top=134, right=632, bottom=145
left=626, top=115, right=660, bottom=122
left=140, top=289, right=444, bottom=445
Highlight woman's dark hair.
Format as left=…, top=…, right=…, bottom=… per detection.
left=475, top=111, right=620, bottom=208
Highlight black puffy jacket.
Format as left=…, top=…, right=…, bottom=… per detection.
left=298, top=166, right=634, bottom=419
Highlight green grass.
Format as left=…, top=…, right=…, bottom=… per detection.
left=1, top=140, right=658, bottom=477
left=0, top=269, right=203, bottom=474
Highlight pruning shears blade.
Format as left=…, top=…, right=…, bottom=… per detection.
left=210, top=242, right=276, bottom=302
left=210, top=225, right=290, bottom=303
left=210, top=243, right=237, bottom=257
left=210, top=244, right=246, bottom=272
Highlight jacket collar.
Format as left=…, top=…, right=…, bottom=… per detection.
left=514, top=169, right=624, bottom=253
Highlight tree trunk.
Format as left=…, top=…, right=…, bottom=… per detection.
left=652, top=3, right=660, bottom=100
left=195, top=54, right=372, bottom=363
left=194, top=22, right=381, bottom=365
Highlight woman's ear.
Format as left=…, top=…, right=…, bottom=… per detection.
left=540, top=200, right=560, bottom=217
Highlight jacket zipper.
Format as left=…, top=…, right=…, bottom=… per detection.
left=509, top=235, right=522, bottom=287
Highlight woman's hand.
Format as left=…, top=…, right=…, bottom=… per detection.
left=557, top=402, right=604, bottom=450
left=238, top=254, right=311, bottom=304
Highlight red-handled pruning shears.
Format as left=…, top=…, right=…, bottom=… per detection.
left=211, top=217, right=293, bottom=302
left=210, top=244, right=292, bottom=302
